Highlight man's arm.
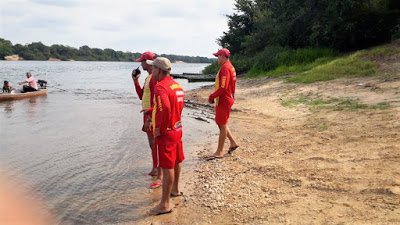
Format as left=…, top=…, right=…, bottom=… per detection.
left=208, top=67, right=230, bottom=103
left=154, top=86, right=171, bottom=136
left=18, top=80, right=28, bottom=85
left=134, top=82, right=144, bottom=100
left=132, top=70, right=144, bottom=99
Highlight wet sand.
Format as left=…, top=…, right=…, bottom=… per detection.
left=136, top=70, right=400, bottom=224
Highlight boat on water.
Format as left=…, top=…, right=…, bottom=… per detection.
left=0, top=89, right=47, bottom=101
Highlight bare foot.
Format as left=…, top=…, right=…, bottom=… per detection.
left=148, top=168, right=158, bottom=177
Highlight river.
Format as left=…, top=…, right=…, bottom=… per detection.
left=0, top=61, right=215, bottom=224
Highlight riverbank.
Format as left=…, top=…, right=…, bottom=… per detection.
left=140, top=72, right=400, bottom=224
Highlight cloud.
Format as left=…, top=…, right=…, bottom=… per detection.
left=29, top=0, right=80, bottom=8
left=0, top=0, right=235, bottom=57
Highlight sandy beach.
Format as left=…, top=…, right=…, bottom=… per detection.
left=139, top=65, right=400, bottom=224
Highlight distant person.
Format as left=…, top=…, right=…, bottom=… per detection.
left=132, top=51, right=162, bottom=189
left=207, top=48, right=239, bottom=160
left=145, top=57, right=185, bottom=216
left=2, top=81, right=14, bottom=93
left=18, top=72, right=38, bottom=92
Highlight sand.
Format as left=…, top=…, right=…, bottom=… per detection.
left=138, top=70, right=400, bottom=224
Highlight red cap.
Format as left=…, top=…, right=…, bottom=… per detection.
left=136, top=51, right=156, bottom=62
left=213, top=48, right=230, bottom=58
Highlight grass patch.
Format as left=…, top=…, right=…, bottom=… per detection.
left=263, top=57, right=335, bottom=77
left=306, top=116, right=336, bottom=131
left=314, top=99, right=390, bottom=111
left=246, top=47, right=338, bottom=78
left=317, top=122, right=330, bottom=131
left=353, top=45, right=400, bottom=58
left=281, top=95, right=309, bottom=108
left=282, top=95, right=390, bottom=111
left=287, top=56, right=376, bottom=83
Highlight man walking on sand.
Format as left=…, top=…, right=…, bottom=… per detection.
left=207, top=48, right=239, bottom=160
left=132, top=51, right=162, bottom=189
left=144, top=57, right=185, bottom=215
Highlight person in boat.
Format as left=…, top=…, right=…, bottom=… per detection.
left=2, top=81, right=14, bottom=93
left=144, top=57, right=185, bottom=216
left=132, top=51, right=163, bottom=188
left=207, top=48, right=239, bottom=161
left=18, top=72, right=38, bottom=93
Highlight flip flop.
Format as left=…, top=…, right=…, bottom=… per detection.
left=170, top=192, right=184, bottom=198
left=148, top=182, right=162, bottom=189
left=206, top=155, right=224, bottom=161
left=228, top=146, right=239, bottom=154
left=148, top=209, right=172, bottom=216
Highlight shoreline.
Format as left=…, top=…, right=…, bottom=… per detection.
left=140, top=74, right=400, bottom=224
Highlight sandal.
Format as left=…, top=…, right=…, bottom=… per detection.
left=149, top=181, right=162, bottom=189
left=170, top=192, right=184, bottom=197
left=206, top=155, right=224, bottom=161
left=228, top=146, right=239, bottom=154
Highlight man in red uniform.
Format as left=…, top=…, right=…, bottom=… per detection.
left=207, top=48, right=239, bottom=160
left=132, top=51, right=162, bottom=188
left=145, top=57, right=185, bottom=215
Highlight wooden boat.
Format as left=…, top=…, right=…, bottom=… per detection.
left=171, top=73, right=215, bottom=82
left=0, top=89, right=47, bottom=101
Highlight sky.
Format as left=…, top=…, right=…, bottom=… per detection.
left=0, top=0, right=236, bottom=57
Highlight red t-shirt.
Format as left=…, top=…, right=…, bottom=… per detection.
left=152, top=76, right=185, bottom=143
left=209, top=60, right=236, bottom=107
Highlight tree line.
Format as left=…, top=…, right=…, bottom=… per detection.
left=204, top=0, right=400, bottom=74
left=0, top=38, right=215, bottom=63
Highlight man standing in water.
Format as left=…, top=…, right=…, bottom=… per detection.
left=18, top=72, right=37, bottom=92
left=145, top=57, right=185, bottom=215
left=132, top=51, right=162, bottom=189
left=207, top=48, right=239, bottom=160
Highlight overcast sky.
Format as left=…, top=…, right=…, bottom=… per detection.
left=0, top=0, right=236, bottom=57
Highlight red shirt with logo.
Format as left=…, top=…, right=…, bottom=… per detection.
left=209, top=60, right=236, bottom=107
left=152, top=76, right=184, bottom=144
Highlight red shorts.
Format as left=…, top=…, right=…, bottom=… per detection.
left=153, top=130, right=184, bottom=169
left=142, top=114, right=153, bottom=136
left=215, top=102, right=233, bottom=125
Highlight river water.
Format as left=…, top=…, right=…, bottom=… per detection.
left=0, top=61, right=215, bottom=224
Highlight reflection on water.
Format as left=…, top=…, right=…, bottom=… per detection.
left=3, top=101, right=14, bottom=115
left=0, top=61, right=215, bottom=224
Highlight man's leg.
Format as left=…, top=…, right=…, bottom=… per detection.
left=147, top=135, right=157, bottom=176
left=226, top=126, right=238, bottom=148
left=171, top=163, right=181, bottom=196
left=149, top=139, right=163, bottom=188
left=213, top=124, right=227, bottom=157
left=23, top=86, right=36, bottom=92
left=149, top=168, right=174, bottom=214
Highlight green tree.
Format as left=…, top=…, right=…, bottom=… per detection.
left=219, top=0, right=400, bottom=55
left=217, top=0, right=257, bottom=55
left=13, top=43, right=28, bottom=54
left=0, top=38, right=13, bottom=59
